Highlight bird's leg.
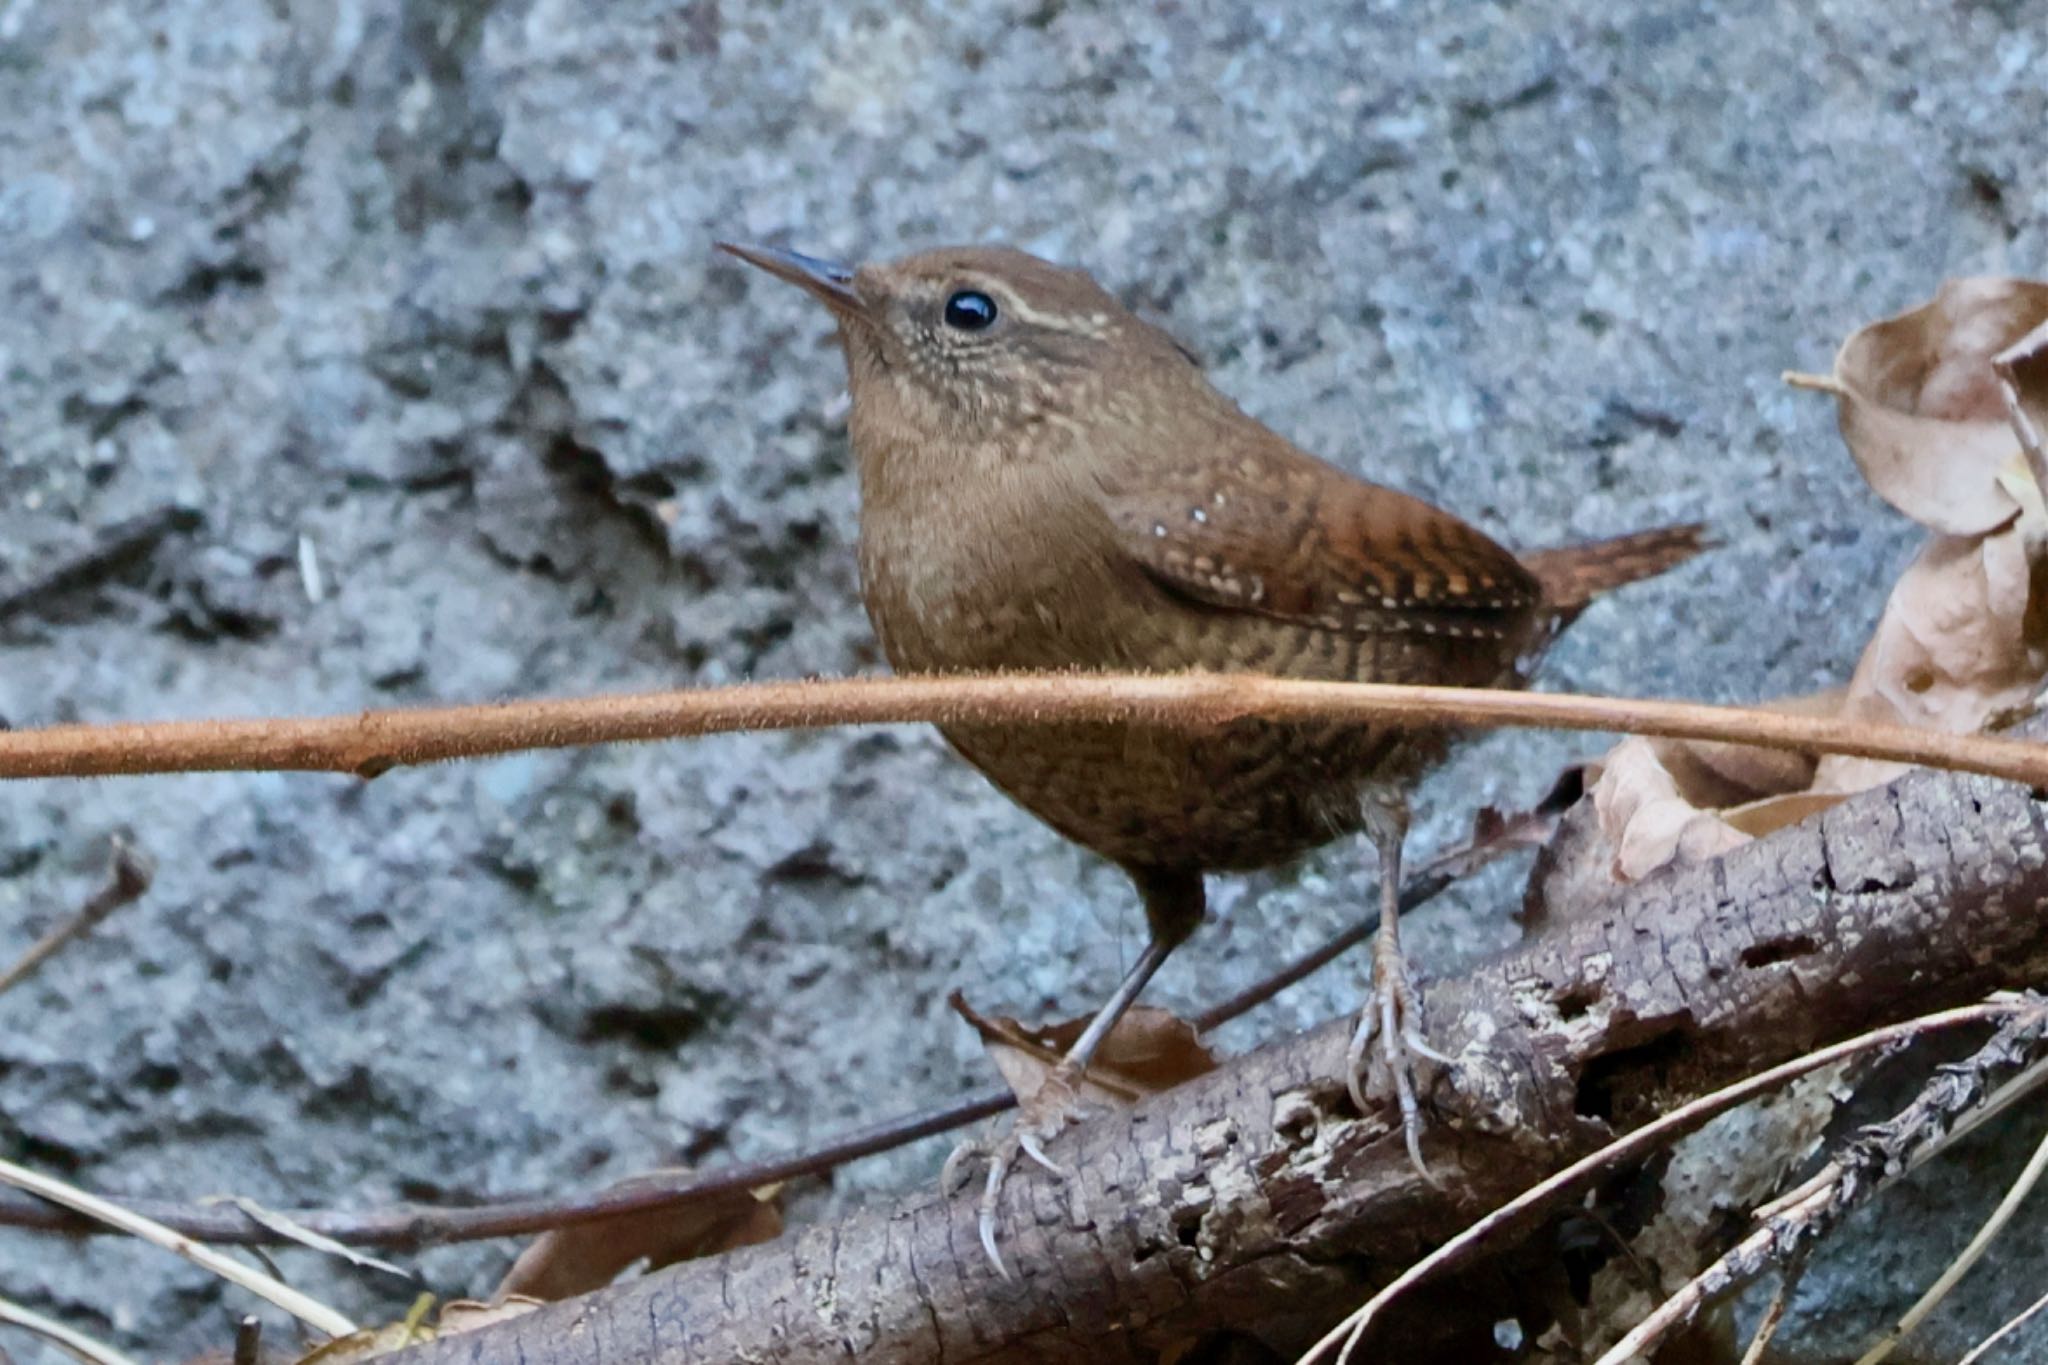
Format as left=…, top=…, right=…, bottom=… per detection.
left=1345, top=794, right=1451, bottom=1184
left=947, top=866, right=1204, bottom=1276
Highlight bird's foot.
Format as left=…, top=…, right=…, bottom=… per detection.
left=1345, top=946, right=1453, bottom=1185
left=940, top=1059, right=1093, bottom=1278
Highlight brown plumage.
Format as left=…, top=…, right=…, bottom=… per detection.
left=720, top=240, right=1703, bottom=1265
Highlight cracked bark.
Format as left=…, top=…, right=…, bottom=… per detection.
left=391, top=741, right=2048, bottom=1364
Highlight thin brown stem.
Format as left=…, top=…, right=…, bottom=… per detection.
left=0, top=1293, right=138, bottom=1365
left=0, top=837, right=153, bottom=998
left=1738, top=1257, right=1805, bottom=1365
left=0, top=1085, right=1010, bottom=1249
left=0, top=1159, right=354, bottom=1338
left=4, top=674, right=2045, bottom=788
left=1782, top=370, right=1848, bottom=395
left=1958, top=1283, right=2048, bottom=1365
left=231, top=1316, right=262, bottom=1365
left=0, top=506, right=200, bottom=626
left=0, top=786, right=1536, bottom=1252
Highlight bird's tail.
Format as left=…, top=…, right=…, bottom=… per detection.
left=1521, top=523, right=1709, bottom=611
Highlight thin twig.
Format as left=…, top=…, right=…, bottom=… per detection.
left=203, top=1196, right=412, bottom=1280
left=1957, top=1283, right=2048, bottom=1365
left=1920, top=1053, right=2048, bottom=1157
left=1595, top=1216, right=1789, bottom=1365
left=0, top=506, right=201, bottom=626
left=0, top=1294, right=139, bottom=1365
left=1738, top=1257, right=1805, bottom=1365
left=1743, top=1053, right=2048, bottom=1228
left=0, top=1088, right=1005, bottom=1249
left=1782, top=370, right=1849, bottom=395
left=0, top=837, right=153, bottom=998
left=232, top=1315, right=262, bottom=1365
left=1300, top=996, right=2043, bottom=1365
left=3, top=674, right=2045, bottom=788
left=0, top=1158, right=354, bottom=1338
left=1854, top=1118, right=2048, bottom=1364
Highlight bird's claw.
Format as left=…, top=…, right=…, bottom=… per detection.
left=939, top=1138, right=987, bottom=1198
left=1016, top=1128, right=1070, bottom=1180
left=942, top=1063, right=1090, bottom=1278
left=1346, top=952, right=1448, bottom=1188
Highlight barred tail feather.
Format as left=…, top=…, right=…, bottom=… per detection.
left=1522, top=523, right=1709, bottom=611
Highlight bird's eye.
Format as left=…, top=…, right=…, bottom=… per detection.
left=943, top=290, right=998, bottom=331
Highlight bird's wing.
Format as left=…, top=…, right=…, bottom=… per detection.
left=1102, top=442, right=1543, bottom=641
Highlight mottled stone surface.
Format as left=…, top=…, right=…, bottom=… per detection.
left=0, top=0, right=2040, bottom=1358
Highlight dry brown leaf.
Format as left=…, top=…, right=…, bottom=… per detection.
left=1825, top=277, right=2048, bottom=535
left=436, top=1297, right=545, bottom=1335
left=950, top=992, right=1218, bottom=1109
left=1578, top=279, right=2048, bottom=887
left=1595, top=501, right=2048, bottom=877
left=1812, top=516, right=2048, bottom=794
left=293, top=1328, right=424, bottom=1363
left=287, top=1295, right=438, bottom=1362
left=492, top=1177, right=782, bottom=1302
left=1643, top=686, right=1848, bottom=808
left=1719, top=790, right=1851, bottom=839
left=1585, top=690, right=1847, bottom=882
left=291, top=1323, right=429, bottom=1361
left=1441, top=767, right=1582, bottom=885
left=1592, top=736, right=1754, bottom=882
left=293, top=1295, right=545, bottom=1359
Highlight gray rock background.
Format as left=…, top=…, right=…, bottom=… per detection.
left=0, top=0, right=2042, bottom=1359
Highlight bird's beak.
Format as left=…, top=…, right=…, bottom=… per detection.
left=716, top=241, right=863, bottom=311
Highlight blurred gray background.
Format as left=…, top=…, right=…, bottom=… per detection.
left=1, top=0, right=2042, bottom=1359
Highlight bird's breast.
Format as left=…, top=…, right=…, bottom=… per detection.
left=853, top=465, right=1139, bottom=676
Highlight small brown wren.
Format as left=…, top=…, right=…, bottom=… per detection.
left=721, top=240, right=1702, bottom=1258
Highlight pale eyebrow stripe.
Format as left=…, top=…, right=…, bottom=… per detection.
left=992, top=292, right=1112, bottom=338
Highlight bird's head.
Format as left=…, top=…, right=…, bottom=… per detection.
left=718, top=241, right=1194, bottom=451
